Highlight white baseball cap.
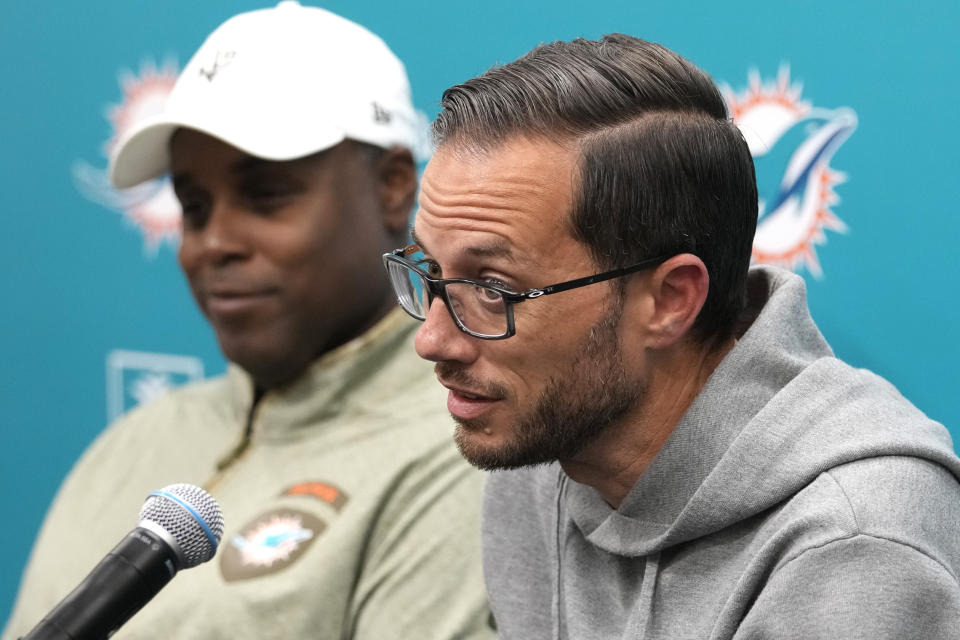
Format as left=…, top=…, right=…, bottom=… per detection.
left=109, top=1, right=421, bottom=189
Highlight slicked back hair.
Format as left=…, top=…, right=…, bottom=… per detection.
left=433, top=34, right=758, bottom=344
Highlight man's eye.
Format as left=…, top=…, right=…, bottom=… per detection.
left=177, top=198, right=210, bottom=228
left=241, top=182, right=296, bottom=210
left=477, top=285, right=503, bottom=303
left=246, top=190, right=288, bottom=207
left=248, top=188, right=288, bottom=200
left=420, top=260, right=442, bottom=278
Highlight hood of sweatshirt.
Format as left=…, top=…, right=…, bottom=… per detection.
left=565, top=265, right=958, bottom=557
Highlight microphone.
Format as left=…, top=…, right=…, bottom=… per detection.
left=21, top=483, right=225, bottom=640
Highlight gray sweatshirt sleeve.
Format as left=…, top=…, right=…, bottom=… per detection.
left=734, top=534, right=960, bottom=639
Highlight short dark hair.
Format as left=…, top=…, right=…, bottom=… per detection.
left=433, top=34, right=758, bottom=344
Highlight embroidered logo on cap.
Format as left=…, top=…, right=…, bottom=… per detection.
left=220, top=509, right=326, bottom=581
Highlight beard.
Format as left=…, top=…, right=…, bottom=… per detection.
left=446, top=303, right=644, bottom=470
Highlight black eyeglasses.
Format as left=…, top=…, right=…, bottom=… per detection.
left=382, top=244, right=670, bottom=339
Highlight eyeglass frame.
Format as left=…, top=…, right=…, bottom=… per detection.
left=382, top=244, right=672, bottom=340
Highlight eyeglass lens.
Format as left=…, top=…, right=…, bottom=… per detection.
left=386, top=259, right=428, bottom=318
left=386, top=260, right=509, bottom=337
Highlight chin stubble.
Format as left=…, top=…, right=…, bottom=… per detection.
left=454, top=304, right=643, bottom=470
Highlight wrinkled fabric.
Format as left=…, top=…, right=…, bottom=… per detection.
left=5, top=310, right=494, bottom=640
left=484, top=266, right=960, bottom=639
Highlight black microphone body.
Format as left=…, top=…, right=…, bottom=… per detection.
left=22, top=527, right=179, bottom=640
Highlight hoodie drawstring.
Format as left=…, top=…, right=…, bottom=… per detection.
left=625, top=551, right=660, bottom=638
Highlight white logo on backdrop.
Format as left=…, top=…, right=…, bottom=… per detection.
left=722, top=66, right=857, bottom=277
left=106, top=349, right=204, bottom=420
left=73, top=60, right=181, bottom=255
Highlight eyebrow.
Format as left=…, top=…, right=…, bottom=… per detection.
left=171, top=156, right=274, bottom=186
left=229, top=156, right=277, bottom=175
left=229, top=146, right=332, bottom=176
left=410, top=228, right=516, bottom=262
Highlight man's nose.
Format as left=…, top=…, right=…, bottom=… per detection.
left=189, top=206, right=250, bottom=265
left=414, top=298, right=479, bottom=365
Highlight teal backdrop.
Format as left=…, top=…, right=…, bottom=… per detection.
left=1, top=0, right=957, bottom=624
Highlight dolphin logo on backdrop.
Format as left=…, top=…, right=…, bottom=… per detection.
left=73, top=59, right=182, bottom=255
left=721, top=67, right=857, bottom=277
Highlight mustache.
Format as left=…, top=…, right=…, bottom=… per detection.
left=435, top=362, right=509, bottom=400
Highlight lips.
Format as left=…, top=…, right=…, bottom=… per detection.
left=441, top=381, right=501, bottom=420
left=201, top=285, right=279, bottom=316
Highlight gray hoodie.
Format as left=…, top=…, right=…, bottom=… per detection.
left=483, top=266, right=960, bottom=639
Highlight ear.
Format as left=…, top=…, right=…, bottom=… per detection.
left=374, top=146, right=417, bottom=237
left=640, top=254, right=709, bottom=349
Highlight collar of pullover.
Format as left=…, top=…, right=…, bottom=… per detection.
left=564, top=265, right=958, bottom=557
left=565, top=266, right=832, bottom=555
left=224, top=307, right=418, bottom=442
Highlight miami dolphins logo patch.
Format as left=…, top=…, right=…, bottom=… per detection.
left=220, top=509, right=325, bottom=581
left=72, top=59, right=181, bottom=254
left=722, top=66, right=857, bottom=277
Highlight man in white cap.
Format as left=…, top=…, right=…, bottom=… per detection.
left=3, top=3, right=493, bottom=639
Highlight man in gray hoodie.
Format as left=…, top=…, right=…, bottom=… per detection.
left=382, top=34, right=960, bottom=639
